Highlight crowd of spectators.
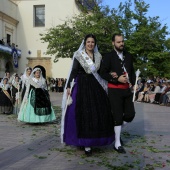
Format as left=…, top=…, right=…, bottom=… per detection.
left=47, top=76, right=170, bottom=104
left=48, top=78, right=67, bottom=93
left=0, top=38, right=18, bottom=49
left=135, top=76, right=170, bottom=106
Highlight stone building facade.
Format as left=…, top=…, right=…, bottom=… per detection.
left=0, top=0, right=80, bottom=78
left=0, top=0, right=19, bottom=77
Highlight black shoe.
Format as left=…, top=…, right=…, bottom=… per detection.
left=114, top=146, right=126, bottom=154
left=79, top=146, right=84, bottom=150
left=6, top=112, right=13, bottom=115
left=84, top=149, right=92, bottom=156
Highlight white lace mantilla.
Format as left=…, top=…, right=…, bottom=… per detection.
left=0, top=84, right=10, bottom=90
left=31, top=78, right=47, bottom=89
left=75, top=50, right=102, bottom=74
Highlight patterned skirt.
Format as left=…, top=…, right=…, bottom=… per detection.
left=18, top=88, right=56, bottom=123
left=64, top=74, right=114, bottom=147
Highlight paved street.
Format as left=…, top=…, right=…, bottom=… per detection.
left=0, top=92, right=170, bottom=170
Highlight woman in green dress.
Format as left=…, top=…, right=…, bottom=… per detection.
left=18, top=68, right=56, bottom=123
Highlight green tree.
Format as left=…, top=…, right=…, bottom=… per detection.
left=40, top=6, right=118, bottom=60
left=125, top=0, right=169, bottom=77
left=40, top=0, right=170, bottom=77
left=107, top=0, right=170, bottom=77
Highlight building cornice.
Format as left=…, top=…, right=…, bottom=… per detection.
left=27, top=57, right=52, bottom=60
left=0, top=11, right=19, bottom=27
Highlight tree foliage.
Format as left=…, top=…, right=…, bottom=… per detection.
left=40, top=6, right=117, bottom=59
left=40, top=0, right=170, bottom=78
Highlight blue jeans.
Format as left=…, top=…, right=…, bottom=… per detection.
left=162, top=94, right=168, bottom=104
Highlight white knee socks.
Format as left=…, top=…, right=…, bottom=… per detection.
left=114, top=126, right=121, bottom=149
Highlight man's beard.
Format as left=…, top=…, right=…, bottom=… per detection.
left=114, top=45, right=124, bottom=52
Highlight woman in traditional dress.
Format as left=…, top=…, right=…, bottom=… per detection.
left=11, top=75, right=20, bottom=114
left=20, top=67, right=32, bottom=101
left=148, top=82, right=161, bottom=103
left=0, top=78, right=13, bottom=114
left=18, top=68, right=56, bottom=123
left=1, top=71, right=15, bottom=84
left=2, top=71, right=10, bottom=81
left=61, top=34, right=114, bottom=156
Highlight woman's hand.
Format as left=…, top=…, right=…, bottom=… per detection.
left=110, top=72, right=118, bottom=78
left=67, top=88, right=71, bottom=97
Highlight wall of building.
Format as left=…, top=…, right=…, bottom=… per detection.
left=0, top=0, right=18, bottom=45
left=16, top=0, right=80, bottom=78
left=0, top=0, right=19, bottom=77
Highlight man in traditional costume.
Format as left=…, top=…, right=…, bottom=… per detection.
left=100, top=33, right=136, bottom=154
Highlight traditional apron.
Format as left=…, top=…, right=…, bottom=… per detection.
left=1, top=84, right=13, bottom=103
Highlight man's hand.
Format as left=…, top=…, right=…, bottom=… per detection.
left=118, top=75, right=128, bottom=83
left=133, top=84, right=138, bottom=90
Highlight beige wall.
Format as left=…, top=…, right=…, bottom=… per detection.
left=15, top=0, right=80, bottom=78
left=0, top=0, right=18, bottom=45
left=0, top=0, right=19, bottom=77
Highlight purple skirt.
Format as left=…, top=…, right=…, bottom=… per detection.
left=63, top=77, right=114, bottom=147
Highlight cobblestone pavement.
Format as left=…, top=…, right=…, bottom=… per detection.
left=0, top=92, right=170, bottom=170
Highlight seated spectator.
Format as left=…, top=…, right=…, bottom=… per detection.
left=166, top=91, right=170, bottom=106
left=137, top=82, right=150, bottom=102
left=148, top=82, right=161, bottom=103
left=135, top=79, right=145, bottom=101
left=143, top=82, right=155, bottom=102
left=159, top=82, right=170, bottom=106
left=154, top=82, right=167, bottom=104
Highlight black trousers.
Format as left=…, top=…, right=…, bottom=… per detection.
left=155, top=93, right=161, bottom=102
left=108, top=88, right=135, bottom=126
